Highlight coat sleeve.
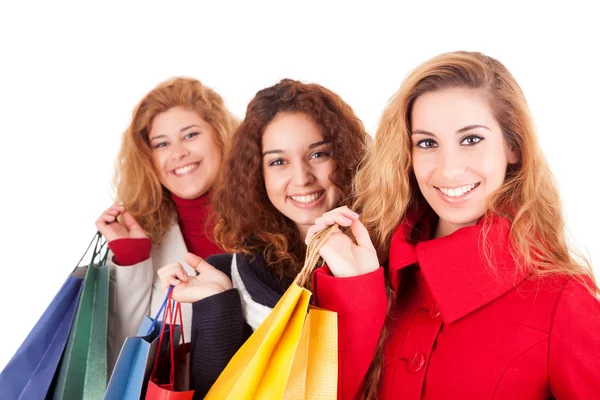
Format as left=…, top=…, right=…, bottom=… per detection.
left=312, top=266, right=388, bottom=400
left=190, top=289, right=249, bottom=397
left=106, top=245, right=154, bottom=373
left=548, top=276, right=600, bottom=398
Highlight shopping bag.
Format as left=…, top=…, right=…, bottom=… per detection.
left=204, top=225, right=339, bottom=400
left=104, top=287, right=181, bottom=400
left=0, top=270, right=84, bottom=400
left=50, top=232, right=111, bottom=400
left=145, top=288, right=194, bottom=400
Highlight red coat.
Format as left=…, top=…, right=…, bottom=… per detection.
left=313, top=213, right=600, bottom=399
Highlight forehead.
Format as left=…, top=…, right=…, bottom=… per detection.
left=150, top=106, right=209, bottom=137
left=411, top=88, right=497, bottom=132
left=262, top=112, right=324, bottom=150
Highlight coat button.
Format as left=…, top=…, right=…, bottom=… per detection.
left=407, top=352, right=426, bottom=373
left=429, top=304, right=441, bottom=319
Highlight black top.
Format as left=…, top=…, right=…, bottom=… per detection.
left=190, top=252, right=292, bottom=398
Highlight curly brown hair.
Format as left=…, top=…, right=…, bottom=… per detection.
left=212, top=79, right=370, bottom=279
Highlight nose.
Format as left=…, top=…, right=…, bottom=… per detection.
left=169, top=141, right=190, bottom=162
left=439, top=146, right=466, bottom=180
left=291, top=160, right=315, bottom=186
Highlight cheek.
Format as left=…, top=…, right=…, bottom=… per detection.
left=474, top=151, right=508, bottom=188
left=262, top=169, right=284, bottom=199
left=412, top=155, right=434, bottom=187
left=151, top=153, right=166, bottom=177
left=205, top=149, right=222, bottom=173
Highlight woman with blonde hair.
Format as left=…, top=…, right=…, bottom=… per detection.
left=95, top=77, right=238, bottom=370
left=306, top=51, right=600, bottom=399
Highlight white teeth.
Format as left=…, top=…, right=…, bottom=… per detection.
left=290, top=192, right=322, bottom=203
left=439, top=183, right=477, bottom=197
left=174, top=163, right=198, bottom=175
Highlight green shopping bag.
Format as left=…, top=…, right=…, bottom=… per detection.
left=51, top=232, right=110, bottom=400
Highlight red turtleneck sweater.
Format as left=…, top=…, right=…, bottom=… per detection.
left=108, top=192, right=222, bottom=265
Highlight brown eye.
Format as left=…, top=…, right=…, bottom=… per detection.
left=461, top=135, right=484, bottom=146
left=417, top=139, right=437, bottom=149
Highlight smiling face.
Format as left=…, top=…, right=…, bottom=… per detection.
left=410, top=87, right=518, bottom=238
left=261, top=112, right=342, bottom=238
left=149, top=106, right=222, bottom=199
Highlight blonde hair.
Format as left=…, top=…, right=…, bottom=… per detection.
left=114, top=77, right=238, bottom=243
left=355, top=51, right=597, bottom=399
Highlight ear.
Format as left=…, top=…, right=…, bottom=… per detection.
left=506, top=145, right=519, bottom=165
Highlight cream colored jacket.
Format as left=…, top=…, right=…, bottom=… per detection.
left=107, top=223, right=195, bottom=372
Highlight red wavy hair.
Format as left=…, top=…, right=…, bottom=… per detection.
left=114, top=77, right=238, bottom=243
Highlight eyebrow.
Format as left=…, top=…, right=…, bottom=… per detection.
left=262, top=140, right=329, bottom=156
left=411, top=125, right=490, bottom=136
left=149, top=124, right=201, bottom=142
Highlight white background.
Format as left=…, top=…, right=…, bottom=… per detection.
left=0, top=1, right=598, bottom=371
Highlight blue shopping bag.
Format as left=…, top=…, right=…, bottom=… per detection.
left=0, top=270, right=85, bottom=400
left=104, top=287, right=181, bottom=400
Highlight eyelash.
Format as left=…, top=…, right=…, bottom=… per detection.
left=460, top=135, right=484, bottom=145
left=415, top=135, right=485, bottom=149
left=152, top=132, right=199, bottom=149
left=267, top=151, right=331, bottom=167
left=311, top=151, right=330, bottom=159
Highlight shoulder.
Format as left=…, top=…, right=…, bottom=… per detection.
left=553, top=275, right=600, bottom=320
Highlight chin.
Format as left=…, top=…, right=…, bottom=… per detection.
left=438, top=211, right=483, bottom=227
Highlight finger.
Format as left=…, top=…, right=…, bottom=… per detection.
left=184, top=252, right=214, bottom=274
left=158, top=263, right=187, bottom=280
left=121, top=211, right=143, bottom=231
left=305, top=223, right=326, bottom=245
left=105, top=208, right=121, bottom=216
left=314, top=213, right=353, bottom=228
left=96, top=215, right=117, bottom=231
left=349, top=218, right=376, bottom=251
left=101, top=213, right=119, bottom=223
left=321, top=206, right=360, bottom=220
left=164, top=277, right=182, bottom=292
left=173, top=265, right=188, bottom=282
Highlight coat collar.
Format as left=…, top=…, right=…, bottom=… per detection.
left=388, top=208, right=528, bottom=324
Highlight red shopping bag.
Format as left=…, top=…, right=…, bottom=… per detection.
left=145, top=289, right=194, bottom=400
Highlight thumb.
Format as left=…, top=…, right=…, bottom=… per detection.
left=184, top=252, right=214, bottom=274
left=122, top=211, right=143, bottom=231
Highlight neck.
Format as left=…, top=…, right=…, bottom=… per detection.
left=434, top=218, right=478, bottom=239
left=296, top=223, right=310, bottom=243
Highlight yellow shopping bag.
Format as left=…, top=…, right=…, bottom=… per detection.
left=205, top=226, right=339, bottom=400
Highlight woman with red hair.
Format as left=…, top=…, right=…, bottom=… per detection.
left=95, top=77, right=238, bottom=371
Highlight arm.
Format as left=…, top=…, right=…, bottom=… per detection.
left=313, top=266, right=388, bottom=400
left=548, top=277, right=600, bottom=398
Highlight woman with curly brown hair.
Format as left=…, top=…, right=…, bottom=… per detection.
left=94, top=77, right=238, bottom=372
left=157, top=78, right=370, bottom=397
